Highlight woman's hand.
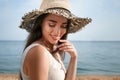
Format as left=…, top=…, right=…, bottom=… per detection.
left=57, top=40, right=77, bottom=58
left=57, top=40, right=77, bottom=80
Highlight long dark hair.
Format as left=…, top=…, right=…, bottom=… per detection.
left=24, top=14, right=48, bottom=49
left=20, top=13, right=70, bottom=80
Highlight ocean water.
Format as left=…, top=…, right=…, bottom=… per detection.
left=0, top=41, right=120, bottom=75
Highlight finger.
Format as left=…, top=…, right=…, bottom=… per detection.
left=59, top=45, right=72, bottom=51
left=59, top=40, right=68, bottom=43
left=59, top=47, right=73, bottom=52
left=58, top=43, right=71, bottom=48
left=59, top=40, right=71, bottom=45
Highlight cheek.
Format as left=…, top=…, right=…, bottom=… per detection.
left=42, top=24, right=51, bottom=33
left=60, top=29, right=67, bottom=37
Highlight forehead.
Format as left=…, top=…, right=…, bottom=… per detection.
left=45, top=14, right=68, bottom=23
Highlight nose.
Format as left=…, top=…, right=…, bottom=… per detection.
left=53, top=26, right=60, bottom=36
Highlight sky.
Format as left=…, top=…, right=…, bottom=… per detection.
left=0, top=0, right=120, bottom=41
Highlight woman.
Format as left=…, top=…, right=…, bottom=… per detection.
left=19, top=0, right=91, bottom=80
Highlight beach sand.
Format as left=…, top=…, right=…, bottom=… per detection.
left=76, top=75, right=120, bottom=80
left=0, top=74, right=19, bottom=80
left=0, top=74, right=120, bottom=80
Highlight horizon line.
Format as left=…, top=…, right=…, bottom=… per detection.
left=0, top=40, right=120, bottom=42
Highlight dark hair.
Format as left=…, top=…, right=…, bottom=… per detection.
left=20, top=13, right=70, bottom=80
left=24, top=14, right=48, bottom=49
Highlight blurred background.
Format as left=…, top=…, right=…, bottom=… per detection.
left=0, top=0, right=120, bottom=75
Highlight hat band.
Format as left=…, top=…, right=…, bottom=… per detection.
left=43, top=8, right=72, bottom=18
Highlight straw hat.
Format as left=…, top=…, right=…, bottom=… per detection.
left=19, top=0, right=92, bottom=33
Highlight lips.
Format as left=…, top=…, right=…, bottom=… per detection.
left=50, top=35, right=60, bottom=41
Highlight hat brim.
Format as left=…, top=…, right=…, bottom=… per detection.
left=19, top=8, right=92, bottom=33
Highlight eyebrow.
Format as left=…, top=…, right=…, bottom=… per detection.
left=49, top=20, right=67, bottom=24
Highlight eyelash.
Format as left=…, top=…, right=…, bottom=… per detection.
left=49, top=24, right=55, bottom=27
left=49, top=23, right=67, bottom=29
left=61, top=26, right=67, bottom=28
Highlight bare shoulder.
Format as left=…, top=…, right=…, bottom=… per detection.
left=25, top=44, right=50, bottom=64
left=24, top=45, right=50, bottom=79
left=29, top=45, right=48, bottom=58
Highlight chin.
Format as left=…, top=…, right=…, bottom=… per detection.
left=50, top=40, right=59, bottom=45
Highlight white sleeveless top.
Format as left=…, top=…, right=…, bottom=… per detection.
left=21, top=43, right=66, bottom=80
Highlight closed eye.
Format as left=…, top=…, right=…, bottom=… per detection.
left=61, top=25, right=67, bottom=28
left=49, top=23, right=56, bottom=27
left=61, top=24, right=67, bottom=29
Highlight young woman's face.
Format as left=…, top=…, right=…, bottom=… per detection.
left=41, top=14, right=68, bottom=44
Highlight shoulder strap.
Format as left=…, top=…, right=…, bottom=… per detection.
left=21, top=43, right=40, bottom=64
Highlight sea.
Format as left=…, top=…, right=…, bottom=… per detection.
left=0, top=40, right=120, bottom=75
